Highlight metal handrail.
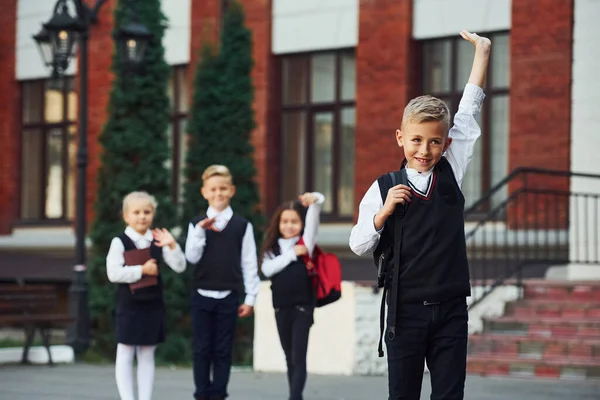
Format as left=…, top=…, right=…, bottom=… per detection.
left=465, top=167, right=600, bottom=308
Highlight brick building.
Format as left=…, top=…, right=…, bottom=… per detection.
left=0, top=0, right=598, bottom=281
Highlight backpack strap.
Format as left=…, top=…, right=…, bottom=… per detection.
left=377, top=171, right=398, bottom=203
left=377, top=168, right=408, bottom=357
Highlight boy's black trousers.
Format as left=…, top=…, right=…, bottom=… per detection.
left=275, top=305, right=314, bottom=400
left=385, top=296, right=468, bottom=400
left=191, top=291, right=239, bottom=399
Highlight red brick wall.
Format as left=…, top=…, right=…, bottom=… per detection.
left=0, top=0, right=19, bottom=234
left=83, top=0, right=117, bottom=227
left=238, top=0, right=273, bottom=213
left=508, top=0, right=573, bottom=229
left=354, top=0, right=415, bottom=217
left=189, top=0, right=221, bottom=91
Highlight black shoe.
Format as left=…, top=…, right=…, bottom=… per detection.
left=209, top=396, right=225, bottom=400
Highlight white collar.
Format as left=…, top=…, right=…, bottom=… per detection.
left=125, top=226, right=153, bottom=242
left=278, top=235, right=300, bottom=244
left=405, top=166, right=434, bottom=178
left=206, top=206, right=233, bottom=220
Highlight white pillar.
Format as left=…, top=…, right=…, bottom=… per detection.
left=566, top=0, right=600, bottom=280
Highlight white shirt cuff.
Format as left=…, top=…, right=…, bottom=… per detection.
left=244, top=294, right=256, bottom=307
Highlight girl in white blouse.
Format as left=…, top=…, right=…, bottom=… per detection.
left=105, top=191, right=186, bottom=400
left=260, top=192, right=324, bottom=400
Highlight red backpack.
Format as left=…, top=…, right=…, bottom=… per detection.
left=298, top=238, right=342, bottom=307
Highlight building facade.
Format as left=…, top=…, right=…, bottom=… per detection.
left=0, top=0, right=598, bottom=279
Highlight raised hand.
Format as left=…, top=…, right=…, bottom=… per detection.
left=152, top=228, right=176, bottom=250
left=459, top=30, right=491, bottom=88
left=298, top=192, right=318, bottom=207
left=460, top=30, right=491, bottom=51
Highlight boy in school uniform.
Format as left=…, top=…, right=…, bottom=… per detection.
left=349, top=31, right=491, bottom=400
left=185, top=165, right=260, bottom=400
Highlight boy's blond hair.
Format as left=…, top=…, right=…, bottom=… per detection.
left=122, top=191, right=157, bottom=213
left=402, top=95, right=451, bottom=132
left=202, top=165, right=233, bottom=185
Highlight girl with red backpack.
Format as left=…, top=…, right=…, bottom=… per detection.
left=260, top=192, right=324, bottom=400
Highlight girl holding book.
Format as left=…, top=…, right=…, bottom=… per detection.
left=106, top=191, right=186, bottom=400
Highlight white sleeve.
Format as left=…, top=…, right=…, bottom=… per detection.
left=261, top=248, right=298, bottom=278
left=349, top=180, right=385, bottom=256
left=445, top=83, right=486, bottom=188
left=240, top=223, right=260, bottom=306
left=302, top=192, right=325, bottom=257
left=106, top=237, right=143, bottom=284
left=162, top=243, right=187, bottom=273
left=185, top=223, right=206, bottom=264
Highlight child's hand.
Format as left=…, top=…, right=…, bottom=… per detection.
left=294, top=245, right=308, bottom=256
left=141, top=259, right=158, bottom=276
left=381, top=184, right=412, bottom=216
left=152, top=228, right=176, bottom=250
left=460, top=30, right=491, bottom=53
left=298, top=192, right=317, bottom=207
left=197, top=217, right=217, bottom=231
left=238, top=304, right=253, bottom=318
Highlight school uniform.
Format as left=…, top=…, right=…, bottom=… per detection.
left=262, top=192, right=324, bottom=400
left=349, top=83, right=485, bottom=400
left=106, top=226, right=187, bottom=346
left=185, top=206, right=260, bottom=400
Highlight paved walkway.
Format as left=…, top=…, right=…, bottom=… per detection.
left=0, top=364, right=598, bottom=399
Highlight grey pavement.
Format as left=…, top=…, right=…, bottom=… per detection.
left=0, top=364, right=598, bottom=400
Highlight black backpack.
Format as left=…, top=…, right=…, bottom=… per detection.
left=373, top=168, right=408, bottom=357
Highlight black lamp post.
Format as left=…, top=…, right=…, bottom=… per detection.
left=33, top=0, right=151, bottom=358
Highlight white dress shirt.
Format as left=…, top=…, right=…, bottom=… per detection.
left=185, top=206, right=260, bottom=306
left=261, top=192, right=325, bottom=278
left=349, top=83, right=485, bottom=257
left=106, top=226, right=187, bottom=283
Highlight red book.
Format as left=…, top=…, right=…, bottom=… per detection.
left=123, top=247, right=158, bottom=292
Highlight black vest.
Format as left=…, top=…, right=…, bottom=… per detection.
left=270, top=255, right=314, bottom=308
left=190, top=214, right=248, bottom=291
left=378, top=157, right=471, bottom=303
left=117, top=233, right=164, bottom=306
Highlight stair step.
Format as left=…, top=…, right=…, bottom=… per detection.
left=523, top=280, right=600, bottom=301
left=468, top=334, right=600, bottom=360
left=484, top=316, right=600, bottom=338
left=467, top=354, right=600, bottom=380
left=523, top=279, right=600, bottom=288
left=505, top=300, right=600, bottom=318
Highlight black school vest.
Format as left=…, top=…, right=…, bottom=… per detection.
left=190, top=214, right=248, bottom=291
left=117, top=233, right=164, bottom=306
left=270, top=252, right=314, bottom=308
left=379, top=157, right=471, bottom=303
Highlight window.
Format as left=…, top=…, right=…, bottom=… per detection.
left=279, top=50, right=356, bottom=218
left=166, top=65, right=189, bottom=204
left=20, top=78, right=77, bottom=221
left=422, top=32, right=510, bottom=209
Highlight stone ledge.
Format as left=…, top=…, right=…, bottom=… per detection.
left=0, top=345, right=74, bottom=364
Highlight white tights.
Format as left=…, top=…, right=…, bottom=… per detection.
left=115, top=343, right=156, bottom=400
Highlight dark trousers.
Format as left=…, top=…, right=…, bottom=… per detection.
left=385, top=297, right=468, bottom=400
left=191, top=291, right=239, bottom=399
left=275, top=305, right=313, bottom=400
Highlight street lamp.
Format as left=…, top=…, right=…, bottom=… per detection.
left=32, top=0, right=151, bottom=358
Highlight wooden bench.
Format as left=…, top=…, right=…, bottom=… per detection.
left=0, top=284, right=73, bottom=365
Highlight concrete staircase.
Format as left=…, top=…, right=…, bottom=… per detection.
left=467, top=280, right=600, bottom=380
